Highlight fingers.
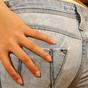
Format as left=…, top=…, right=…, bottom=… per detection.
left=1, top=53, right=23, bottom=85
left=24, top=27, right=55, bottom=44
left=10, top=43, right=41, bottom=78
left=19, top=35, right=52, bottom=62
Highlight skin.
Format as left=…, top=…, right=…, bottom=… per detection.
left=76, top=0, right=88, bottom=8
left=0, top=0, right=55, bottom=85
left=63, top=0, right=88, bottom=9
left=79, top=0, right=88, bottom=4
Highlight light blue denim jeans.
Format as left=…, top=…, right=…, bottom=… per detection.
left=0, top=0, right=88, bottom=88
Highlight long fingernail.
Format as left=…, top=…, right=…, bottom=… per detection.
left=17, top=78, right=24, bottom=85
left=35, top=70, right=41, bottom=77
left=46, top=55, right=52, bottom=62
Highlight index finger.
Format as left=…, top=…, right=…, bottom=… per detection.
left=24, top=26, right=55, bottom=44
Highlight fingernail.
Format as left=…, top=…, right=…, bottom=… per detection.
left=46, top=55, right=52, bottom=62
left=17, top=78, right=24, bottom=85
left=50, top=39, right=56, bottom=44
left=35, top=70, right=41, bottom=77
left=52, top=41, right=56, bottom=44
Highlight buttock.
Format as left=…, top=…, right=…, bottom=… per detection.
left=0, top=0, right=84, bottom=88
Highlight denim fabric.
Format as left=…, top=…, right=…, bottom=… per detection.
left=0, top=0, right=87, bottom=88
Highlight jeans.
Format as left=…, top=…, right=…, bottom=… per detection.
left=0, top=0, right=88, bottom=88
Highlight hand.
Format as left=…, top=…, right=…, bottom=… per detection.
left=0, top=2, right=55, bottom=85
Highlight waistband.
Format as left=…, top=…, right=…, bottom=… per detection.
left=7, top=0, right=76, bottom=18
left=5, top=0, right=81, bottom=40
